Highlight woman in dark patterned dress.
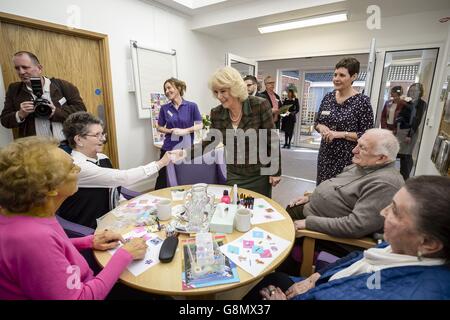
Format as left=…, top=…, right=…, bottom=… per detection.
left=314, top=57, right=374, bottom=185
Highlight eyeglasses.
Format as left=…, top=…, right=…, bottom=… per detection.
left=84, top=132, right=107, bottom=140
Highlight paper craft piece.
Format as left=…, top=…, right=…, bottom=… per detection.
left=252, top=230, right=264, bottom=238
left=108, top=227, right=163, bottom=276
left=252, top=246, right=264, bottom=254
left=260, top=249, right=272, bottom=258
left=250, top=198, right=285, bottom=225
left=114, top=194, right=168, bottom=218
left=243, top=240, right=254, bottom=248
left=227, top=245, right=240, bottom=255
left=220, top=227, right=291, bottom=277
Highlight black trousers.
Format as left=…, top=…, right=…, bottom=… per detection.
left=154, top=149, right=167, bottom=190
left=398, top=153, right=413, bottom=180
left=284, top=131, right=293, bottom=146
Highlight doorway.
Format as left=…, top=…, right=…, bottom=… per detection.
left=375, top=48, right=439, bottom=179
left=0, top=12, right=119, bottom=166
left=258, top=53, right=369, bottom=149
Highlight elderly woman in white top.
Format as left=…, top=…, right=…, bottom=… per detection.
left=58, top=111, right=182, bottom=228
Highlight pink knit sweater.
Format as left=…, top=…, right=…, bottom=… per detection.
left=0, top=214, right=133, bottom=300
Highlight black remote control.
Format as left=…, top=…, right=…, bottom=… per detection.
left=158, top=236, right=179, bottom=263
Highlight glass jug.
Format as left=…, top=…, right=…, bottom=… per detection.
left=184, top=183, right=214, bottom=232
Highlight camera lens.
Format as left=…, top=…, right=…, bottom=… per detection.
left=34, top=99, right=52, bottom=118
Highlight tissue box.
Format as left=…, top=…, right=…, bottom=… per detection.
left=209, top=204, right=237, bottom=234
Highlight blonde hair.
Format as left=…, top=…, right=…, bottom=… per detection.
left=0, top=137, right=68, bottom=213
left=208, top=66, right=248, bottom=102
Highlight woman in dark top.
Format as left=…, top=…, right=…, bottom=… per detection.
left=155, top=78, right=202, bottom=189
left=281, top=89, right=299, bottom=149
left=380, top=86, right=407, bottom=134
left=395, top=83, right=427, bottom=180
left=315, top=57, right=373, bottom=185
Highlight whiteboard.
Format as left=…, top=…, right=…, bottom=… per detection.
left=130, top=40, right=177, bottom=146
left=130, top=40, right=177, bottom=117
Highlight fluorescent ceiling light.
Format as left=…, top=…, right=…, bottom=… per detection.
left=258, top=12, right=348, bottom=34
left=173, top=0, right=227, bottom=9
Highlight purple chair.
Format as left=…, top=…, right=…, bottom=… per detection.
left=120, top=187, right=142, bottom=200
left=56, top=214, right=95, bottom=238
left=166, top=148, right=226, bottom=186
left=55, top=187, right=141, bottom=238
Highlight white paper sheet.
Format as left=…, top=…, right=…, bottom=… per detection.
left=108, top=226, right=164, bottom=276
left=219, top=227, right=291, bottom=277
left=250, top=198, right=285, bottom=225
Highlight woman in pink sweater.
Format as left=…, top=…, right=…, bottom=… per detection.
left=0, top=136, right=147, bottom=300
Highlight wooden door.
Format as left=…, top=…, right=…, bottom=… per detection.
left=0, top=12, right=118, bottom=167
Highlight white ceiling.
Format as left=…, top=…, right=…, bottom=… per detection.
left=145, top=0, right=450, bottom=40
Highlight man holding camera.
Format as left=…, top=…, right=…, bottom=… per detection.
left=0, top=51, right=86, bottom=149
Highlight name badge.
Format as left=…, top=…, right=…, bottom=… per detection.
left=167, top=110, right=173, bottom=117
left=59, top=97, right=67, bottom=106
left=321, top=111, right=331, bottom=116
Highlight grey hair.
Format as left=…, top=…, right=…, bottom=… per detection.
left=366, top=128, right=399, bottom=161
left=63, top=112, right=103, bottom=148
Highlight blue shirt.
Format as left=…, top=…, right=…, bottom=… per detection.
left=157, top=99, right=202, bottom=151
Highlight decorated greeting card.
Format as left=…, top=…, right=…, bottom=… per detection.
left=219, top=227, right=291, bottom=277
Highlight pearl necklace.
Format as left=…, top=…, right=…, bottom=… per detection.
left=229, top=109, right=242, bottom=123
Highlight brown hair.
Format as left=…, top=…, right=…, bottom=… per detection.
left=335, top=57, right=360, bottom=76
left=163, top=77, right=186, bottom=97
left=405, top=176, right=450, bottom=262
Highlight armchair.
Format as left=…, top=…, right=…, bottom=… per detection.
left=296, top=229, right=377, bottom=277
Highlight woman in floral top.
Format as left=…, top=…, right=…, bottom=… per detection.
left=315, top=57, right=373, bottom=185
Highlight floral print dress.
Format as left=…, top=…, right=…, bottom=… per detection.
left=315, top=91, right=374, bottom=185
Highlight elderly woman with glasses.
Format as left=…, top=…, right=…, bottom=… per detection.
left=245, top=175, right=450, bottom=300
left=58, top=111, right=182, bottom=228
left=0, top=137, right=148, bottom=299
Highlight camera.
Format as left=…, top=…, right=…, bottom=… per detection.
left=30, top=77, right=52, bottom=118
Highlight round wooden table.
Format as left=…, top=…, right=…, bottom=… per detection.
left=94, top=185, right=295, bottom=299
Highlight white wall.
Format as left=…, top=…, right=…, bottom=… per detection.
left=0, top=0, right=226, bottom=190
left=224, top=9, right=450, bottom=176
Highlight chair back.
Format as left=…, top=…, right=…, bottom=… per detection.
left=166, top=148, right=226, bottom=186
left=120, top=187, right=142, bottom=200
left=55, top=214, right=95, bottom=238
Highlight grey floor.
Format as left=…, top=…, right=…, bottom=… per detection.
left=272, top=147, right=318, bottom=208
